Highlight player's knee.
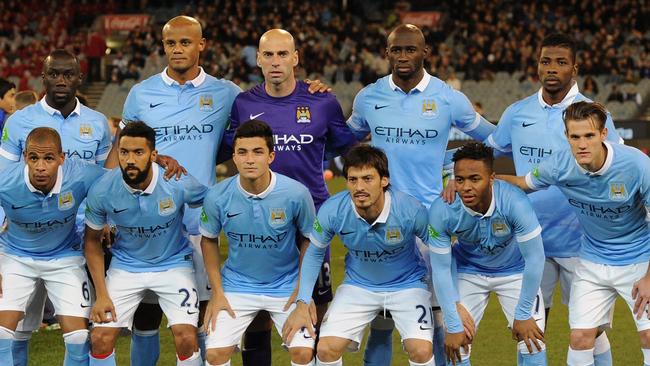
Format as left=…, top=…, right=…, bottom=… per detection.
left=569, top=328, right=598, bottom=349
left=206, top=347, right=233, bottom=365
left=90, top=328, right=117, bottom=354
left=172, top=327, right=198, bottom=355
left=406, top=341, right=433, bottom=363
left=638, top=329, right=650, bottom=348
left=289, top=346, right=314, bottom=364
left=316, top=339, right=343, bottom=361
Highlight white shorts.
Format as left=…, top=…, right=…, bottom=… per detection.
left=320, top=285, right=433, bottom=351
left=16, top=280, right=48, bottom=332
left=0, top=253, right=91, bottom=319
left=457, top=273, right=545, bottom=331
left=541, top=256, right=577, bottom=307
left=569, top=259, right=650, bottom=331
left=189, top=234, right=211, bottom=301
left=204, top=292, right=314, bottom=350
left=96, top=267, right=199, bottom=329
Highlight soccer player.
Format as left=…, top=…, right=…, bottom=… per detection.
left=85, top=121, right=207, bottom=366
left=0, top=127, right=105, bottom=366
left=0, top=78, right=16, bottom=134
left=0, top=49, right=112, bottom=366
left=428, top=142, right=546, bottom=366
left=346, top=24, right=495, bottom=365
left=282, top=144, right=435, bottom=366
left=500, top=101, right=650, bottom=366
left=484, top=33, right=621, bottom=363
left=223, top=28, right=357, bottom=363
left=118, top=15, right=241, bottom=364
left=199, top=120, right=316, bottom=366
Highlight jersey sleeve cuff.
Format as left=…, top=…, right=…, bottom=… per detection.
left=516, top=225, right=542, bottom=243
left=96, top=151, right=109, bottom=163
left=0, top=148, right=20, bottom=161
left=486, top=135, right=512, bottom=153
left=119, top=120, right=128, bottom=129
left=199, top=226, right=219, bottom=239
left=85, top=219, right=105, bottom=231
left=457, top=112, right=482, bottom=133
left=524, top=173, right=542, bottom=191
left=308, top=234, right=329, bottom=249
left=429, top=245, right=451, bottom=255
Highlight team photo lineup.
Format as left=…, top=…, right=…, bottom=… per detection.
left=0, top=2, right=649, bottom=365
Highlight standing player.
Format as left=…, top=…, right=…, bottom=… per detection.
left=0, top=49, right=112, bottom=366
left=346, top=24, right=495, bottom=365
left=223, top=28, right=357, bottom=364
left=0, top=127, right=105, bottom=366
left=118, top=15, right=241, bottom=364
left=500, top=101, right=650, bottom=366
left=283, top=145, right=435, bottom=366
left=0, top=78, right=16, bottom=135
left=85, top=122, right=207, bottom=366
left=484, top=33, right=621, bottom=363
left=428, top=142, right=546, bottom=366
left=199, top=120, right=316, bottom=366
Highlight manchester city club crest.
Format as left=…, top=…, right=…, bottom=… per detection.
left=269, top=208, right=286, bottom=225
left=158, top=197, right=176, bottom=216
left=491, top=218, right=511, bottom=237
left=385, top=227, right=403, bottom=244
left=421, top=99, right=438, bottom=119
left=79, top=124, right=93, bottom=140
left=199, top=95, right=214, bottom=111
left=296, top=106, right=311, bottom=123
left=58, top=191, right=75, bottom=211
left=609, top=182, right=628, bottom=201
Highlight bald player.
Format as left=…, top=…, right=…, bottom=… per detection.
left=346, top=24, right=495, bottom=366
left=220, top=29, right=357, bottom=365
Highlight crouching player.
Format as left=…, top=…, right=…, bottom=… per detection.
left=199, top=120, right=316, bottom=366
left=283, top=144, right=436, bottom=366
left=84, top=121, right=207, bottom=366
left=428, top=142, right=546, bottom=366
left=501, top=101, right=650, bottom=366
left=0, top=127, right=105, bottom=365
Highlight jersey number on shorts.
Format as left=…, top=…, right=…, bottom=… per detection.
left=179, top=288, right=199, bottom=309
left=416, top=304, right=433, bottom=329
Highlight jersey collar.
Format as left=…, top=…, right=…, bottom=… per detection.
left=238, top=171, right=277, bottom=199
left=537, top=81, right=579, bottom=109
left=576, top=141, right=614, bottom=176
left=389, top=70, right=431, bottom=93
left=161, top=67, right=206, bottom=87
left=40, top=97, right=81, bottom=117
left=352, top=190, right=392, bottom=226
left=24, top=164, right=63, bottom=197
left=461, top=189, right=496, bottom=218
left=123, top=163, right=159, bottom=195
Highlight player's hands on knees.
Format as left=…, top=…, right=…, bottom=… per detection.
left=157, top=154, right=188, bottom=180
left=304, top=79, right=332, bottom=93
left=444, top=331, right=467, bottom=366
left=282, top=300, right=317, bottom=344
left=512, top=318, right=544, bottom=353
left=91, top=296, right=116, bottom=324
left=456, top=302, right=475, bottom=341
left=204, top=292, right=235, bottom=335
left=632, top=274, right=650, bottom=319
left=441, top=179, right=457, bottom=204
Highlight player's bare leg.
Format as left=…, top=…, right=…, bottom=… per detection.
left=403, top=339, right=434, bottom=365
left=206, top=345, right=237, bottom=365
left=316, top=336, right=351, bottom=365
left=568, top=328, right=598, bottom=366
left=170, top=323, right=201, bottom=364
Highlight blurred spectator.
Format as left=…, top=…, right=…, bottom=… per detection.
left=121, top=61, right=141, bottom=81
left=86, top=29, right=107, bottom=82
left=14, top=90, right=38, bottom=110
left=582, top=76, right=599, bottom=100
left=0, top=78, right=16, bottom=135
left=607, top=85, right=625, bottom=103
left=446, top=71, right=461, bottom=90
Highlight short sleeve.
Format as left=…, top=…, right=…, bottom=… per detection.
left=181, top=174, right=208, bottom=208
left=309, top=203, right=336, bottom=248
left=448, top=89, right=480, bottom=132
left=0, top=115, right=24, bottom=162
left=604, top=111, right=623, bottom=144
left=121, top=87, right=140, bottom=126
left=346, top=90, right=371, bottom=140
left=486, top=104, right=515, bottom=155
left=508, top=189, right=542, bottom=243
left=294, top=186, right=316, bottom=238
left=95, top=116, right=111, bottom=166
left=198, top=190, right=222, bottom=239
left=525, top=154, right=558, bottom=191
left=324, top=96, right=357, bottom=159
left=85, top=184, right=107, bottom=230
left=426, top=199, right=453, bottom=253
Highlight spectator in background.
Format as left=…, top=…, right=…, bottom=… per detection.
left=607, top=85, right=625, bottom=103
left=582, top=76, right=599, bottom=100
left=0, top=78, right=16, bottom=135
left=85, top=28, right=107, bottom=82
left=14, top=90, right=38, bottom=110
left=446, top=70, right=462, bottom=90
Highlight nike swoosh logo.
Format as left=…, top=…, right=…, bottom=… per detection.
left=187, top=310, right=198, bottom=315
left=522, top=122, right=536, bottom=127
left=206, top=284, right=212, bottom=291
left=226, top=212, right=242, bottom=218
left=374, top=105, right=389, bottom=110
left=80, top=304, right=92, bottom=308
left=249, top=112, right=265, bottom=120
left=419, top=325, right=432, bottom=330
left=113, top=208, right=128, bottom=213
left=150, top=102, right=163, bottom=108
left=303, top=333, right=312, bottom=339
left=318, top=289, right=330, bottom=295
left=11, top=204, right=29, bottom=209
left=340, top=231, right=354, bottom=235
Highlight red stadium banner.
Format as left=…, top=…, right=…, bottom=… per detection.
left=400, top=12, right=442, bottom=27
left=103, top=15, right=150, bottom=32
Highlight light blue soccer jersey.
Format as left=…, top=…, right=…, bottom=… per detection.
left=486, top=84, right=622, bottom=257
left=347, top=72, right=495, bottom=206
left=0, top=98, right=111, bottom=168
left=85, top=163, right=207, bottom=272
left=0, top=159, right=104, bottom=258
left=199, top=172, right=315, bottom=297
left=122, top=67, right=241, bottom=235
left=526, top=141, right=650, bottom=266
left=297, top=189, right=429, bottom=303
left=427, top=180, right=544, bottom=333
